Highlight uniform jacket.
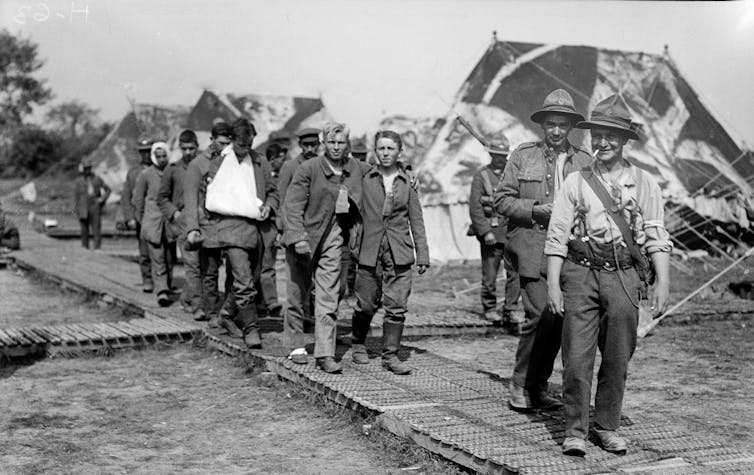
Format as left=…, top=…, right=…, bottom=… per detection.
left=157, top=158, right=190, bottom=242
left=468, top=165, right=508, bottom=243
left=132, top=166, right=166, bottom=245
left=282, top=155, right=363, bottom=253
left=358, top=167, right=429, bottom=267
left=495, top=141, right=592, bottom=278
left=276, top=154, right=306, bottom=231
left=73, top=174, right=110, bottom=220
left=121, top=163, right=149, bottom=222
left=183, top=150, right=278, bottom=250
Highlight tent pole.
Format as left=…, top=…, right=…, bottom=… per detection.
left=638, top=245, right=754, bottom=338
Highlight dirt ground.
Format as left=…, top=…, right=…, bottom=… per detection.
left=0, top=269, right=127, bottom=328
left=0, top=345, right=459, bottom=475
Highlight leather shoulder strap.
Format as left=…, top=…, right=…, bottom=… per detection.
left=580, top=169, right=637, bottom=251
left=480, top=169, right=494, bottom=197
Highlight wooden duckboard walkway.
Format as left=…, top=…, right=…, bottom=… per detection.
left=0, top=318, right=197, bottom=357
left=12, top=223, right=494, bottom=339
left=8, top=226, right=754, bottom=473
left=205, top=331, right=754, bottom=475
left=3, top=224, right=201, bottom=357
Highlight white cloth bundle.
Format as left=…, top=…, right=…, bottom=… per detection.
left=205, top=146, right=262, bottom=219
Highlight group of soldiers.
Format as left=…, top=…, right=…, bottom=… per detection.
left=467, top=88, right=671, bottom=456
left=75, top=86, right=670, bottom=457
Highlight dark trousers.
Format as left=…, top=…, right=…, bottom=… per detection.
left=283, top=245, right=314, bottom=350
left=147, top=235, right=175, bottom=296
left=135, top=223, right=153, bottom=286
left=258, top=239, right=279, bottom=309
left=561, top=260, right=640, bottom=439
left=200, top=247, right=222, bottom=317
left=345, top=246, right=357, bottom=295
left=511, top=273, right=561, bottom=394
left=480, top=242, right=520, bottom=313
left=225, top=246, right=259, bottom=330
left=79, top=205, right=102, bottom=249
left=353, top=237, right=412, bottom=337
left=178, top=237, right=202, bottom=311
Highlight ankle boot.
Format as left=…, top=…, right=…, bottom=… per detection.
left=238, top=305, right=261, bottom=349
left=382, top=320, right=411, bottom=375
left=351, top=311, right=373, bottom=364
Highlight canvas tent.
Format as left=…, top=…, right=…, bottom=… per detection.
left=413, top=37, right=753, bottom=262
left=185, top=90, right=333, bottom=156
left=89, top=104, right=190, bottom=197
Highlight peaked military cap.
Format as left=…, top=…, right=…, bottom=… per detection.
left=296, top=128, right=321, bottom=142
left=269, top=130, right=292, bottom=142
left=136, top=139, right=153, bottom=151
left=484, top=132, right=510, bottom=154
left=530, top=89, right=585, bottom=125
left=576, top=94, right=639, bottom=141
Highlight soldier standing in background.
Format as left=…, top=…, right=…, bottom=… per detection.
left=121, top=139, right=155, bottom=292
left=74, top=159, right=110, bottom=250
left=468, top=133, right=522, bottom=332
left=157, top=129, right=204, bottom=319
left=495, top=89, right=592, bottom=412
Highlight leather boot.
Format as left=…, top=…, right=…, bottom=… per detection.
left=351, top=311, right=373, bottom=364
left=382, top=320, right=411, bottom=375
left=238, top=305, right=261, bottom=349
left=316, top=356, right=343, bottom=374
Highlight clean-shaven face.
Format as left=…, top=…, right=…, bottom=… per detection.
left=324, top=132, right=347, bottom=161
left=541, top=113, right=573, bottom=149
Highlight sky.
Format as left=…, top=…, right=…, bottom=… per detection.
left=2, top=0, right=754, bottom=145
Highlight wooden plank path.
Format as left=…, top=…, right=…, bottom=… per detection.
left=5, top=226, right=754, bottom=473
left=201, top=331, right=754, bottom=474
left=2, top=223, right=202, bottom=357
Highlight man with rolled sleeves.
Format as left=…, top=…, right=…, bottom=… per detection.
left=157, top=129, right=203, bottom=319
left=546, top=94, right=671, bottom=456
left=279, top=127, right=320, bottom=360
left=283, top=122, right=362, bottom=373
left=495, top=89, right=592, bottom=411
left=468, top=133, right=521, bottom=331
left=122, top=139, right=154, bottom=292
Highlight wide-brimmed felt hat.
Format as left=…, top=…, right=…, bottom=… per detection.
left=576, top=94, right=639, bottom=141
left=530, top=89, right=585, bottom=125
left=485, top=132, right=510, bottom=155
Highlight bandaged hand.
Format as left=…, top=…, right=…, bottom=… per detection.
left=294, top=241, right=311, bottom=256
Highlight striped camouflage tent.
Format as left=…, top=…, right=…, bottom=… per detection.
left=413, top=36, right=753, bottom=262
left=185, top=90, right=333, bottom=157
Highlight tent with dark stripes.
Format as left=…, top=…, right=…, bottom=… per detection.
left=185, top=90, right=332, bottom=156
left=90, top=104, right=190, bottom=195
left=413, top=36, right=753, bottom=262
